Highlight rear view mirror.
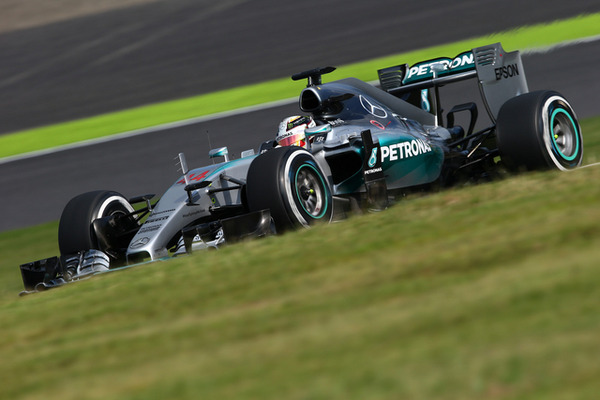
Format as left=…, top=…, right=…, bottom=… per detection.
left=209, top=147, right=229, bottom=162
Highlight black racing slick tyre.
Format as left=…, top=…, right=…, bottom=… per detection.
left=58, top=191, right=136, bottom=257
left=496, top=90, right=583, bottom=171
left=246, top=146, right=333, bottom=232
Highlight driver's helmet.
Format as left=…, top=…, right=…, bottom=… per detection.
left=276, top=116, right=316, bottom=148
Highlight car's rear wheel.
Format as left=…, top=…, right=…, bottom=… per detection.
left=496, top=90, right=583, bottom=171
left=246, top=146, right=333, bottom=232
left=58, top=191, right=137, bottom=261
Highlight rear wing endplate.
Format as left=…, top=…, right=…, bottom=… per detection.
left=473, top=43, right=528, bottom=120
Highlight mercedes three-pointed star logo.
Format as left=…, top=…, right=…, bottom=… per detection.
left=359, top=95, right=388, bottom=118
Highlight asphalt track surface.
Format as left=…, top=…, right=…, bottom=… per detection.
left=1, top=1, right=599, bottom=232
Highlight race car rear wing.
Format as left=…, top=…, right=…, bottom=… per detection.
left=378, top=43, right=528, bottom=123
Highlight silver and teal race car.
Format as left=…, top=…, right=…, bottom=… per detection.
left=19, top=43, right=582, bottom=293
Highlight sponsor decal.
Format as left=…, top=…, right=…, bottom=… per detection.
left=287, top=115, right=312, bottom=130
left=137, top=225, right=161, bottom=234
left=368, top=148, right=378, bottom=168
left=381, top=139, right=432, bottom=162
left=183, top=210, right=204, bottom=218
left=130, top=237, right=150, bottom=249
left=328, top=118, right=345, bottom=127
left=495, top=63, right=519, bottom=80
left=370, top=120, right=386, bottom=130
left=364, top=167, right=383, bottom=175
left=149, top=209, right=175, bottom=216
left=144, top=215, right=169, bottom=224
left=361, top=130, right=385, bottom=183
left=359, top=95, right=388, bottom=118
left=177, top=170, right=210, bottom=185
left=404, top=51, right=474, bottom=84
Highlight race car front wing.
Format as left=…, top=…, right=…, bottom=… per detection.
left=18, top=209, right=274, bottom=295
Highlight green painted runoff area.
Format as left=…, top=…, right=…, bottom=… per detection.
left=1, top=12, right=599, bottom=159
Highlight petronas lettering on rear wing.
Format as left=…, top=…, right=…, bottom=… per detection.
left=401, top=51, right=475, bottom=85
left=378, top=42, right=529, bottom=123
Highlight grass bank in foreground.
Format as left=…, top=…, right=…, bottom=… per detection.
left=0, top=12, right=599, bottom=159
left=0, top=118, right=598, bottom=399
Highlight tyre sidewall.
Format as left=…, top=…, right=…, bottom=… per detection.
left=280, top=150, right=332, bottom=227
left=539, top=94, right=583, bottom=170
left=497, top=90, right=583, bottom=171
left=58, top=191, right=134, bottom=255
left=247, top=147, right=332, bottom=232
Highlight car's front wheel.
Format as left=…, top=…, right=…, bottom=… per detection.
left=58, top=190, right=138, bottom=262
left=246, top=146, right=333, bottom=232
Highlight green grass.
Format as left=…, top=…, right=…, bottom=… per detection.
left=0, top=116, right=598, bottom=399
left=1, top=12, right=599, bottom=159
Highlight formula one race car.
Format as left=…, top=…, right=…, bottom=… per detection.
left=19, top=43, right=583, bottom=293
